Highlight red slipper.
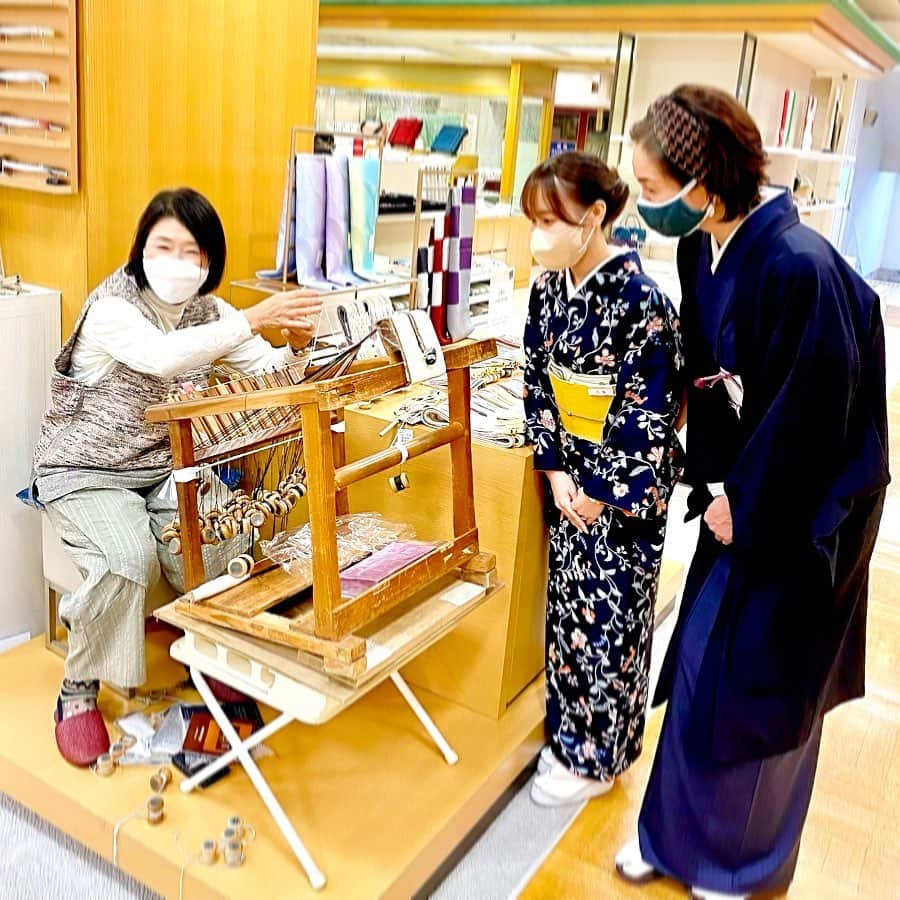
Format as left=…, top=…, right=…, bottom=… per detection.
left=54, top=703, right=111, bottom=767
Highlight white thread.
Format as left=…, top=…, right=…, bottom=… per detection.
left=174, top=432, right=300, bottom=476
left=174, top=833, right=202, bottom=900
left=398, top=444, right=409, bottom=466
left=173, top=466, right=199, bottom=483
left=112, top=808, right=143, bottom=865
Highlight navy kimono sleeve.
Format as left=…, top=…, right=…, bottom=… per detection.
left=724, top=254, right=858, bottom=550
left=582, top=283, right=684, bottom=518
left=523, top=275, right=564, bottom=471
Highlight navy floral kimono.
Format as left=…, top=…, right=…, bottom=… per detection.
left=523, top=250, right=684, bottom=780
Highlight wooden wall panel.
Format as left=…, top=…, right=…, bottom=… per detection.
left=0, top=192, right=88, bottom=337
left=0, top=0, right=321, bottom=338
left=80, top=0, right=321, bottom=325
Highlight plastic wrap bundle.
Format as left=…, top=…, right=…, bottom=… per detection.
left=259, top=513, right=415, bottom=581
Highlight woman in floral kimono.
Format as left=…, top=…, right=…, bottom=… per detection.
left=522, top=152, right=685, bottom=806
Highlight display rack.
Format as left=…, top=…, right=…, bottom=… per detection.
left=0, top=0, right=78, bottom=194
left=233, top=123, right=425, bottom=312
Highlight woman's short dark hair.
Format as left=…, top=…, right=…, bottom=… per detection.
left=630, top=85, right=767, bottom=221
left=521, top=151, right=629, bottom=228
left=126, top=188, right=226, bottom=294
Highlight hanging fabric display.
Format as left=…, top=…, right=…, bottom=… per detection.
left=259, top=150, right=382, bottom=288
left=324, top=155, right=368, bottom=287
left=294, top=154, right=334, bottom=291
left=348, top=157, right=381, bottom=280
left=419, top=177, right=476, bottom=346
left=445, top=180, right=475, bottom=342
left=256, top=159, right=297, bottom=281
left=427, top=211, right=452, bottom=345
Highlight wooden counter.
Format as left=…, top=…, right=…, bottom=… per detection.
left=345, top=388, right=548, bottom=720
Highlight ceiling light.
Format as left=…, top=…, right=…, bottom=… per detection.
left=470, top=43, right=567, bottom=59
left=317, top=43, right=438, bottom=59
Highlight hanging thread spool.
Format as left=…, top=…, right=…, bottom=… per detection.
left=388, top=444, right=410, bottom=492
left=146, top=794, right=165, bottom=825
left=95, top=753, right=115, bottom=777
left=150, top=766, right=173, bottom=794
left=227, top=554, right=254, bottom=579
left=388, top=472, right=409, bottom=492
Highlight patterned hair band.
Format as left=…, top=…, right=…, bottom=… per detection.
left=649, top=96, right=709, bottom=182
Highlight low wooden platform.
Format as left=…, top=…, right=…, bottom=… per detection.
left=0, top=631, right=543, bottom=900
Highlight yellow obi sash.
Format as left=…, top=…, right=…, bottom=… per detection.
left=547, top=360, right=616, bottom=443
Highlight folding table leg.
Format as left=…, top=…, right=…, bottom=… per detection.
left=390, top=672, right=459, bottom=765
left=189, top=667, right=327, bottom=890
left=179, top=712, right=294, bottom=794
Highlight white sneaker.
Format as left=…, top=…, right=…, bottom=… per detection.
left=691, top=889, right=748, bottom=900
left=530, top=761, right=615, bottom=807
left=537, top=745, right=556, bottom=775
left=615, top=836, right=660, bottom=884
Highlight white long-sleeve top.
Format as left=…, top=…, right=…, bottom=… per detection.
left=69, top=293, right=305, bottom=384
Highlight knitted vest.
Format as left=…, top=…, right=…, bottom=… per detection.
left=33, top=266, right=219, bottom=476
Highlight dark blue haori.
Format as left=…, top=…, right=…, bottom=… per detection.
left=638, top=189, right=889, bottom=894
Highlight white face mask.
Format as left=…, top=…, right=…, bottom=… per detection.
left=142, top=254, right=208, bottom=305
left=529, top=210, right=596, bottom=272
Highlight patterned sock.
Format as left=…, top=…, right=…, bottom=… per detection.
left=58, top=678, right=100, bottom=720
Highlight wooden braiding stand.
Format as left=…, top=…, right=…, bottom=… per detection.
left=146, top=339, right=497, bottom=660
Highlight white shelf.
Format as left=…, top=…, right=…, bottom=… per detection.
left=765, top=146, right=855, bottom=164
left=377, top=210, right=443, bottom=225
left=796, top=200, right=848, bottom=215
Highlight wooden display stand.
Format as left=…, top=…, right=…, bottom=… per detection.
left=0, top=0, right=78, bottom=193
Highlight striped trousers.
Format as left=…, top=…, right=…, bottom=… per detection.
left=44, top=479, right=241, bottom=687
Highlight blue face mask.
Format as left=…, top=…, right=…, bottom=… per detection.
left=637, top=179, right=710, bottom=238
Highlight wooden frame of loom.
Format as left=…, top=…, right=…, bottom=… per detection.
left=145, top=339, right=498, bottom=676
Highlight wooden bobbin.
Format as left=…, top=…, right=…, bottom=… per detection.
left=146, top=794, right=165, bottom=825
left=200, top=838, right=218, bottom=866
left=227, top=554, right=254, bottom=579
left=223, top=839, right=244, bottom=868
left=95, top=753, right=115, bottom=777
left=388, top=472, right=410, bottom=492
left=149, top=766, right=172, bottom=794
left=220, top=826, right=239, bottom=853
left=109, top=741, right=125, bottom=762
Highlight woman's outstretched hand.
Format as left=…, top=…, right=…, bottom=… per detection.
left=244, top=289, right=323, bottom=348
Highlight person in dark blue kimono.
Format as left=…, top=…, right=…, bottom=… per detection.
left=615, top=85, right=890, bottom=900
left=521, top=152, right=685, bottom=807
